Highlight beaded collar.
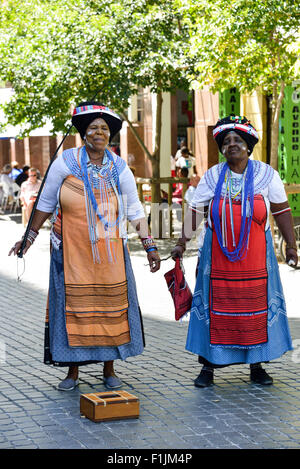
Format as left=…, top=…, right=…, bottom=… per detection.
left=62, top=146, right=126, bottom=188
left=204, top=160, right=274, bottom=201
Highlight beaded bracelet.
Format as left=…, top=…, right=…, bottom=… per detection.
left=22, top=228, right=39, bottom=245
left=146, top=247, right=157, bottom=253
left=141, top=236, right=157, bottom=253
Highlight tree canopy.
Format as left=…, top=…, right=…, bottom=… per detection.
left=0, top=0, right=299, bottom=169
left=179, top=0, right=299, bottom=167
left=181, top=0, right=299, bottom=94
left=0, top=0, right=192, bottom=136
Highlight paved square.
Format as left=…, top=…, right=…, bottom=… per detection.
left=1, top=215, right=300, bottom=449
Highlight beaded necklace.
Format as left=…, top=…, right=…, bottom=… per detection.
left=81, top=146, right=125, bottom=263
left=212, top=160, right=254, bottom=262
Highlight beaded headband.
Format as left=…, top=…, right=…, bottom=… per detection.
left=213, top=123, right=258, bottom=140
left=72, top=103, right=122, bottom=139
left=72, top=104, right=121, bottom=121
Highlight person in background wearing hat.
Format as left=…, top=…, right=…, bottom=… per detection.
left=9, top=101, right=160, bottom=391
left=171, top=115, right=298, bottom=387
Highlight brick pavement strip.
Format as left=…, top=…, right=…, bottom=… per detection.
left=1, top=215, right=300, bottom=450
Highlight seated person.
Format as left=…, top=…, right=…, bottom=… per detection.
left=0, top=164, right=14, bottom=206
left=9, top=161, right=22, bottom=181
left=20, top=168, right=41, bottom=225
left=15, top=166, right=30, bottom=187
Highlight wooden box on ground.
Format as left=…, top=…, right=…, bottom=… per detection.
left=80, top=390, right=139, bottom=422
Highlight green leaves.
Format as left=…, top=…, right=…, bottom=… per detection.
left=182, top=0, right=299, bottom=95
left=0, top=0, right=192, bottom=135
left=1, top=0, right=298, bottom=138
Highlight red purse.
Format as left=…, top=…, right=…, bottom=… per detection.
left=164, top=258, right=193, bottom=320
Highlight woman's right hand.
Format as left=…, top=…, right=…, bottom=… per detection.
left=171, top=245, right=185, bottom=260
left=8, top=239, right=31, bottom=257
left=286, top=247, right=298, bottom=267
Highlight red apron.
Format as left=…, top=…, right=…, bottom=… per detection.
left=210, top=195, right=268, bottom=346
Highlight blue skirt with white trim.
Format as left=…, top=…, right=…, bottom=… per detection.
left=44, top=244, right=145, bottom=366
left=185, top=227, right=293, bottom=365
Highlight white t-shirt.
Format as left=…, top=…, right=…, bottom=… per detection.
left=170, top=155, right=176, bottom=171
left=174, top=149, right=183, bottom=161
left=175, top=156, right=196, bottom=177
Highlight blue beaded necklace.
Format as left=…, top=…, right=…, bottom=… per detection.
left=81, top=145, right=123, bottom=230
left=81, top=146, right=124, bottom=263
left=212, top=160, right=254, bottom=262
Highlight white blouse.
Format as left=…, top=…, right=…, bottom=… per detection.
left=191, top=162, right=287, bottom=209
left=37, top=150, right=145, bottom=222
left=190, top=161, right=288, bottom=233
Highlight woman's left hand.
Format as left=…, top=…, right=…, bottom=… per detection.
left=147, top=250, right=161, bottom=272
left=286, top=247, right=298, bottom=268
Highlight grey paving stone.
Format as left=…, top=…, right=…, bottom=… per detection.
left=1, top=216, right=300, bottom=449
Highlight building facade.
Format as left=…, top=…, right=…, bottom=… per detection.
left=1, top=83, right=299, bottom=216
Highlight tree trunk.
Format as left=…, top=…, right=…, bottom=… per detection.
left=121, top=90, right=163, bottom=176
left=122, top=90, right=164, bottom=237
left=151, top=90, right=163, bottom=199
left=151, top=91, right=163, bottom=237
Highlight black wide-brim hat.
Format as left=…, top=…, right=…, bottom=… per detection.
left=72, top=103, right=122, bottom=141
left=213, top=115, right=259, bottom=155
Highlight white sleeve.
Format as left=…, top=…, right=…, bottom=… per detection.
left=119, top=165, right=145, bottom=221
left=190, top=175, right=214, bottom=210
left=267, top=170, right=288, bottom=203
left=37, top=153, right=71, bottom=213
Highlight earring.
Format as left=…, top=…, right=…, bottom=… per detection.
left=248, top=149, right=251, bottom=155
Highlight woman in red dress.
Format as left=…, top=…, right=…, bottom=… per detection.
left=172, top=115, right=298, bottom=387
